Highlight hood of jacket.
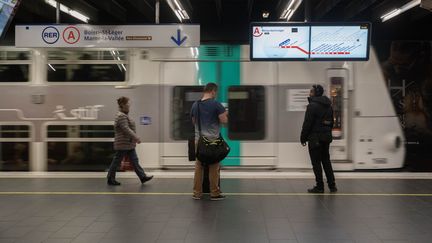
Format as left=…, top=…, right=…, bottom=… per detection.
left=308, top=96, right=331, bottom=107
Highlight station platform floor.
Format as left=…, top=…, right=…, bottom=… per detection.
left=1, top=172, right=432, bottom=243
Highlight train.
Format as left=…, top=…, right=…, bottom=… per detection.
left=0, top=45, right=405, bottom=171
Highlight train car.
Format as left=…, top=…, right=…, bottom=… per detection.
left=0, top=45, right=404, bottom=171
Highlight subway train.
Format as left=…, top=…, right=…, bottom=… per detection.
left=0, top=45, right=405, bottom=171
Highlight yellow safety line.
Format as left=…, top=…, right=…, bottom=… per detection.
left=0, top=192, right=432, bottom=196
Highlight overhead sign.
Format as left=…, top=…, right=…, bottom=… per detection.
left=15, top=24, right=200, bottom=48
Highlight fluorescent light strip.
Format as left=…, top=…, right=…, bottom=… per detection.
left=381, top=0, right=420, bottom=22
left=45, top=0, right=90, bottom=23
left=167, top=0, right=190, bottom=22
left=279, top=0, right=302, bottom=21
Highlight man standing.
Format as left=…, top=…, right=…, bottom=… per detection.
left=190, top=83, right=228, bottom=200
left=301, top=85, right=337, bottom=193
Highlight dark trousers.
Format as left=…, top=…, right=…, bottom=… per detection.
left=107, top=149, right=146, bottom=180
left=308, top=142, right=336, bottom=189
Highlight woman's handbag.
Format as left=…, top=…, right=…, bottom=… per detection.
left=195, top=101, right=230, bottom=164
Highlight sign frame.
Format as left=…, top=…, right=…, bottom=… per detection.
left=15, top=24, right=200, bottom=48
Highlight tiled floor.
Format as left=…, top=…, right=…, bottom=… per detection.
left=1, top=177, right=432, bottom=243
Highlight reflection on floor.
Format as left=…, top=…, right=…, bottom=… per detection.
left=0, top=178, right=432, bottom=243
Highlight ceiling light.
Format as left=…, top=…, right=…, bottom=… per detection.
left=167, top=0, right=190, bottom=22
left=381, top=0, right=421, bottom=22
left=262, top=11, right=270, bottom=18
left=279, top=0, right=302, bottom=21
left=45, top=0, right=90, bottom=23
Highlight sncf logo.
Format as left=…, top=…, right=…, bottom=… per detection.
left=252, top=27, right=263, bottom=37
left=62, top=26, right=80, bottom=44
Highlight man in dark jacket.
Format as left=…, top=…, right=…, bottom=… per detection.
left=301, top=85, right=337, bottom=193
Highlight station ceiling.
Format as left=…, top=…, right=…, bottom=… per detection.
left=3, top=0, right=432, bottom=45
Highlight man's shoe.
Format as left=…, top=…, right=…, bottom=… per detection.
left=329, top=186, right=338, bottom=193
left=307, top=187, right=324, bottom=193
left=107, top=179, right=121, bottom=186
left=140, top=175, right=153, bottom=184
left=192, top=195, right=201, bottom=200
left=210, top=195, right=226, bottom=201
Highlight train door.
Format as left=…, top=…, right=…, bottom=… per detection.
left=327, top=69, right=351, bottom=170
left=160, top=53, right=276, bottom=168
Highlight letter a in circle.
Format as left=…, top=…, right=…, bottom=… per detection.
left=68, top=31, right=75, bottom=40
left=253, top=27, right=263, bottom=37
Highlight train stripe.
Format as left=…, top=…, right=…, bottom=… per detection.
left=198, top=45, right=241, bottom=166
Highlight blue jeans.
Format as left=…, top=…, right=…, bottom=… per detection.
left=107, top=149, right=146, bottom=180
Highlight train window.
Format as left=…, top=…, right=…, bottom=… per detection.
left=0, top=125, right=30, bottom=138
left=47, top=50, right=127, bottom=61
left=228, top=86, right=265, bottom=140
left=0, top=125, right=31, bottom=171
left=172, top=86, right=203, bottom=140
left=47, top=125, right=114, bottom=138
left=47, top=64, right=126, bottom=82
left=47, top=142, right=114, bottom=172
left=46, top=123, right=114, bottom=171
left=330, top=77, right=344, bottom=139
left=0, top=50, right=31, bottom=82
left=46, top=50, right=127, bottom=82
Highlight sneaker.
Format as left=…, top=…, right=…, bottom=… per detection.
left=210, top=195, right=226, bottom=201
left=140, top=175, right=153, bottom=184
left=192, top=195, right=201, bottom=200
left=307, top=186, right=324, bottom=193
left=107, top=179, right=121, bottom=186
left=329, top=186, right=338, bottom=193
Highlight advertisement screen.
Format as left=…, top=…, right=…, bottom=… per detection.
left=251, top=25, right=310, bottom=60
left=310, top=24, right=370, bottom=60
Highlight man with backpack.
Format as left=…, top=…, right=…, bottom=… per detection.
left=301, top=84, right=337, bottom=193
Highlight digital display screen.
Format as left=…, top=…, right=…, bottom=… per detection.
left=250, top=23, right=371, bottom=61
left=0, top=0, right=20, bottom=38
left=310, top=25, right=370, bottom=60
left=251, top=25, right=310, bottom=60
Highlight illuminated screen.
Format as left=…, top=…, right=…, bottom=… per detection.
left=0, top=0, right=20, bottom=38
left=250, top=23, right=371, bottom=61
left=310, top=24, right=370, bottom=60
left=251, top=25, right=310, bottom=60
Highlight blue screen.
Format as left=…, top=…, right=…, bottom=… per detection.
left=0, top=0, right=20, bottom=37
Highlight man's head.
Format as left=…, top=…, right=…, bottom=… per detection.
left=310, top=84, right=324, bottom=97
left=203, top=82, right=218, bottom=98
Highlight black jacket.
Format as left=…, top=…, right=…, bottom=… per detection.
left=300, top=96, right=334, bottom=144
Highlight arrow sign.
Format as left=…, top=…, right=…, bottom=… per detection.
left=171, top=29, right=187, bottom=46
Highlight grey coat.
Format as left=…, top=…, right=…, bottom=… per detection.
left=114, top=111, right=139, bottom=151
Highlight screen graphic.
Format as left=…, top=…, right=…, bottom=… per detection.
left=310, top=25, right=369, bottom=59
left=252, top=26, right=310, bottom=60
left=0, top=0, right=20, bottom=37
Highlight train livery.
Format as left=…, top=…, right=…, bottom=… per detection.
left=0, top=45, right=404, bottom=171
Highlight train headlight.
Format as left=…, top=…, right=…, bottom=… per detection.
left=384, top=133, right=402, bottom=151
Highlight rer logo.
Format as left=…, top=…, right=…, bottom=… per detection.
left=62, top=26, right=80, bottom=44
left=253, top=27, right=263, bottom=37
left=42, top=26, right=60, bottom=44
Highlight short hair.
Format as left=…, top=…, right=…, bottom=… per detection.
left=203, top=82, right=218, bottom=93
left=312, top=84, right=324, bottom=97
left=117, top=96, right=129, bottom=107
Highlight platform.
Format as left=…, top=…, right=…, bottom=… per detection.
left=1, top=173, right=432, bottom=243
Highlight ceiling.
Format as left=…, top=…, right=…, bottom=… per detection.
left=2, top=0, right=432, bottom=45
